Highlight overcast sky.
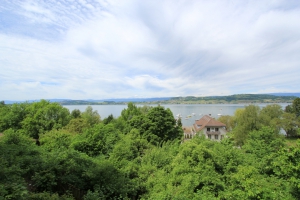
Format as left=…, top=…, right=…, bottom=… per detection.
left=1, top=0, right=300, bottom=100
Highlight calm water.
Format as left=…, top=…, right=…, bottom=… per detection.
left=64, top=103, right=290, bottom=126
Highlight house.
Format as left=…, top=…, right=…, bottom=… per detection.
left=193, top=115, right=227, bottom=141
left=183, top=126, right=196, bottom=140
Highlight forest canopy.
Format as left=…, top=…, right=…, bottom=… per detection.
left=0, top=99, right=300, bottom=199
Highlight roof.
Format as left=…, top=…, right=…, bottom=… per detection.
left=182, top=126, right=194, bottom=134
left=193, top=115, right=226, bottom=132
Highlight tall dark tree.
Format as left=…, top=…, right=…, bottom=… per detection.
left=292, top=98, right=300, bottom=117
left=71, top=109, right=81, bottom=118
left=129, top=106, right=183, bottom=144
left=102, top=114, right=114, bottom=125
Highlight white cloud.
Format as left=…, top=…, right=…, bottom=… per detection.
left=0, top=0, right=300, bottom=100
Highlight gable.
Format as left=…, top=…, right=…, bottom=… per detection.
left=193, top=115, right=226, bottom=131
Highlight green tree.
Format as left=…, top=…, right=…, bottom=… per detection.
left=272, top=141, right=300, bottom=199
left=71, top=124, right=121, bottom=157
left=292, top=98, right=300, bottom=117
left=39, top=129, right=75, bottom=151
left=21, top=100, right=71, bottom=139
left=0, top=102, right=30, bottom=132
left=259, top=104, right=283, bottom=132
left=71, top=109, right=81, bottom=118
left=232, top=105, right=261, bottom=145
left=285, top=98, right=300, bottom=117
left=65, top=118, right=89, bottom=134
left=218, top=115, right=234, bottom=131
left=102, top=114, right=114, bottom=125
left=81, top=106, right=101, bottom=127
left=0, top=129, right=42, bottom=199
left=280, top=112, right=299, bottom=138
left=120, top=102, right=141, bottom=121
left=129, top=106, right=183, bottom=145
left=243, top=126, right=285, bottom=158
left=31, top=149, right=94, bottom=199
left=285, top=104, right=294, bottom=113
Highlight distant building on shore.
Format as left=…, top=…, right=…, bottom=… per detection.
left=183, top=114, right=227, bottom=141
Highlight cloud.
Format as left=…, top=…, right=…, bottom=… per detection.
left=0, top=0, right=300, bottom=100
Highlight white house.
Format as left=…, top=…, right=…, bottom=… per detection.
left=192, top=115, right=227, bottom=141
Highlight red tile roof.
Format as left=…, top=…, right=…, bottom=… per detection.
left=193, top=115, right=226, bottom=132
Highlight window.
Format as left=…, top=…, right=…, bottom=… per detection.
left=215, top=128, right=219, bottom=131
left=208, top=134, right=211, bottom=139
left=207, top=128, right=210, bottom=131
left=215, top=135, right=219, bottom=140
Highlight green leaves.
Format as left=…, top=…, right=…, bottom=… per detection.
left=1, top=102, right=300, bottom=199
left=21, top=100, right=71, bottom=139
left=71, top=124, right=121, bottom=157
left=128, top=106, right=183, bottom=145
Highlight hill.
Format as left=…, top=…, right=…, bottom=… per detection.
left=2, top=93, right=298, bottom=105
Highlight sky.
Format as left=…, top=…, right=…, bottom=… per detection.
left=1, top=0, right=300, bottom=100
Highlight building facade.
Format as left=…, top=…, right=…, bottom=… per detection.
left=183, top=115, right=227, bottom=141
left=193, top=115, right=227, bottom=141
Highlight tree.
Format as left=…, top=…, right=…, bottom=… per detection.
left=129, top=106, right=183, bottom=145
left=292, top=98, right=300, bottom=117
left=0, top=129, right=43, bottom=199
left=218, top=115, right=234, bottom=131
left=243, top=126, right=285, bottom=162
left=81, top=106, right=101, bottom=127
left=71, top=124, right=121, bottom=157
left=102, top=114, right=114, bottom=125
left=121, top=102, right=142, bottom=121
left=0, top=102, right=30, bottom=132
left=285, top=104, right=294, bottom=113
left=280, top=112, right=299, bottom=138
left=285, top=98, right=300, bottom=117
left=259, top=104, right=283, bottom=132
left=39, top=129, right=75, bottom=151
left=64, top=118, right=89, bottom=134
left=0, top=103, right=10, bottom=132
left=71, top=109, right=81, bottom=119
left=21, top=100, right=71, bottom=139
left=272, top=141, right=300, bottom=199
left=232, top=105, right=261, bottom=145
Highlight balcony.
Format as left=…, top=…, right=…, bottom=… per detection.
left=206, top=131, right=220, bottom=134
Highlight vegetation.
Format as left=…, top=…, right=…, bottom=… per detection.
left=0, top=99, right=300, bottom=199
left=4, top=94, right=297, bottom=105
left=169, top=94, right=297, bottom=104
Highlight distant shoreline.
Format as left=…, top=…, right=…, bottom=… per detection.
left=3, top=93, right=298, bottom=105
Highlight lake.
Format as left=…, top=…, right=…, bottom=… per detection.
left=64, top=103, right=290, bottom=126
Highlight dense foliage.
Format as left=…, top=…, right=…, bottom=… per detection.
left=0, top=99, right=300, bottom=199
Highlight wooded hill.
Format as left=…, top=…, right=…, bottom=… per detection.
left=57, top=94, right=298, bottom=104
left=169, top=94, right=297, bottom=104
left=3, top=93, right=298, bottom=105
